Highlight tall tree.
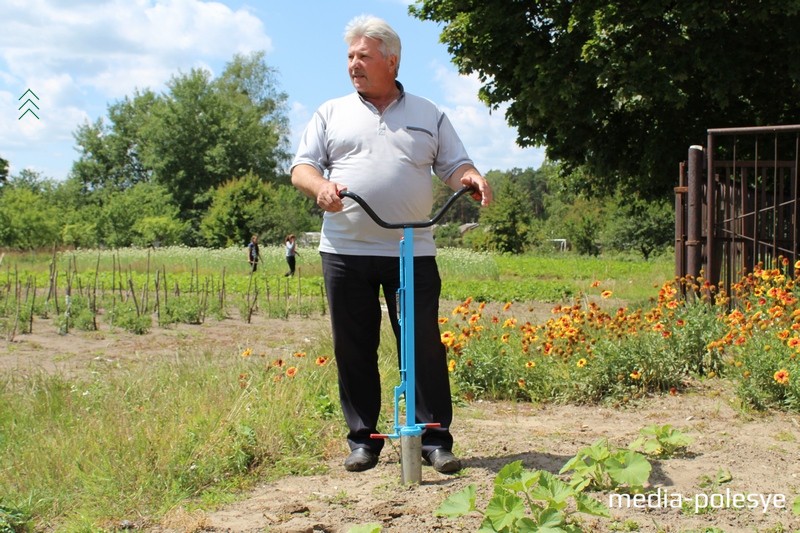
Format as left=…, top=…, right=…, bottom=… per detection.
left=71, top=52, right=291, bottom=239
left=411, top=0, right=800, bottom=197
left=71, top=90, right=157, bottom=192
left=142, top=52, right=290, bottom=223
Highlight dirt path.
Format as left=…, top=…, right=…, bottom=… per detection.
left=149, top=384, right=798, bottom=533
left=4, top=312, right=800, bottom=532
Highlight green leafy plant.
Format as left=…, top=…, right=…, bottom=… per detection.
left=560, top=439, right=651, bottom=493
left=0, top=503, right=29, bottom=533
left=436, top=460, right=609, bottom=532
left=697, top=468, right=732, bottom=490
left=629, top=424, right=693, bottom=458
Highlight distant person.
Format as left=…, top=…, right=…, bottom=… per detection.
left=290, top=15, right=492, bottom=474
left=284, top=234, right=299, bottom=277
left=247, top=235, right=261, bottom=272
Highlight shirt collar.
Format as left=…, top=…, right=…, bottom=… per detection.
left=356, top=81, right=405, bottom=109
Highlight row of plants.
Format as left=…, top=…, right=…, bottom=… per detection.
left=441, top=258, right=800, bottom=411
left=1, top=247, right=670, bottom=337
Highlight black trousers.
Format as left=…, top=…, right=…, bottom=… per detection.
left=321, top=252, right=454, bottom=457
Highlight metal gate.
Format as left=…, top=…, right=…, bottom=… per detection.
left=675, top=125, right=800, bottom=297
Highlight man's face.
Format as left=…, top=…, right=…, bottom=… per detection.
left=347, top=36, right=397, bottom=98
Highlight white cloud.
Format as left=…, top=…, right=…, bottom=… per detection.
left=0, top=0, right=274, bottom=179
left=433, top=65, right=545, bottom=173
left=0, top=0, right=272, bottom=98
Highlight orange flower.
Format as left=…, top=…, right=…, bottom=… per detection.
left=517, top=378, right=526, bottom=388
left=286, top=366, right=298, bottom=378
left=448, top=359, right=456, bottom=372
left=525, top=361, right=536, bottom=369
left=315, top=356, right=329, bottom=366
left=503, top=302, right=513, bottom=311
left=440, top=331, right=456, bottom=347
left=272, top=358, right=285, bottom=367
left=630, top=370, right=642, bottom=380
left=576, top=358, right=588, bottom=368
left=601, top=290, right=613, bottom=299
left=241, top=348, right=253, bottom=358
left=438, top=316, right=449, bottom=324
left=590, top=280, right=601, bottom=288
left=774, top=368, right=790, bottom=385
left=293, top=351, right=306, bottom=358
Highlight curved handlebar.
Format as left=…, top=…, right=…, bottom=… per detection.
left=337, top=186, right=475, bottom=229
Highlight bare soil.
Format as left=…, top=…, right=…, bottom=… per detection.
left=4, top=309, right=800, bottom=533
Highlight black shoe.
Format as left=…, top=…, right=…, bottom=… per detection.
left=344, top=448, right=379, bottom=472
left=425, top=449, right=462, bottom=474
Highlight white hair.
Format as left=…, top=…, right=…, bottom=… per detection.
left=344, top=15, right=401, bottom=75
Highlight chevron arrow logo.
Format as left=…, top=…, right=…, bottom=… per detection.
left=18, top=88, right=40, bottom=120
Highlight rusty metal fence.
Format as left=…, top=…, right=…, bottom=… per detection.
left=675, top=125, right=800, bottom=296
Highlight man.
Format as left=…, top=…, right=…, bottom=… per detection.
left=247, top=234, right=261, bottom=272
left=291, top=15, right=492, bottom=474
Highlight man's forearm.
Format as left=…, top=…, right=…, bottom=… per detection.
left=291, top=164, right=328, bottom=199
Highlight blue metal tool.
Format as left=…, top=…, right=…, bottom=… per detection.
left=338, top=186, right=474, bottom=483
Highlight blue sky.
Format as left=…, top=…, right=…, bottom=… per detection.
left=0, top=0, right=545, bottom=182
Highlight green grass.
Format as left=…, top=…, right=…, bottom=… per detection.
left=493, top=253, right=674, bottom=304
left=0, top=346, right=342, bottom=530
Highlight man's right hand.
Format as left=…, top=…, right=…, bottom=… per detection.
left=291, top=163, right=345, bottom=213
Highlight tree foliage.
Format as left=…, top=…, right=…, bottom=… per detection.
left=71, top=51, right=292, bottom=232
left=200, top=172, right=317, bottom=248
left=477, top=174, right=534, bottom=254
left=0, top=156, right=8, bottom=185
left=0, top=171, right=61, bottom=249
left=603, top=193, right=673, bottom=260
left=411, top=0, right=800, bottom=197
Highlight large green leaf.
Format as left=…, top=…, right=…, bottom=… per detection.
left=435, top=484, right=477, bottom=517
left=575, top=492, right=611, bottom=518
left=529, top=472, right=573, bottom=510
left=485, top=493, right=526, bottom=531
left=606, top=450, right=652, bottom=489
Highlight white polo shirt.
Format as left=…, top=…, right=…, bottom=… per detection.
left=291, top=83, right=474, bottom=257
